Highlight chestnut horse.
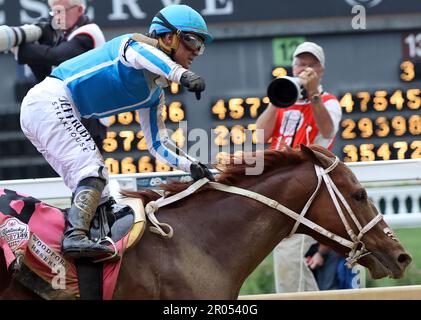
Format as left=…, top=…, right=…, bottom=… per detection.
left=0, top=144, right=412, bottom=299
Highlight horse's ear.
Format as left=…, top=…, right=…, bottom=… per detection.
left=300, top=144, right=333, bottom=169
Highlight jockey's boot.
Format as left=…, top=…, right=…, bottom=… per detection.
left=62, top=177, right=114, bottom=258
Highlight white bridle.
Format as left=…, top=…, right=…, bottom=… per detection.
left=145, top=157, right=384, bottom=267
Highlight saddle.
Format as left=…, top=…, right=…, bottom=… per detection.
left=0, top=188, right=146, bottom=300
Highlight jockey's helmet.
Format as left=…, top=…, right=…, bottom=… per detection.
left=148, top=5, right=213, bottom=46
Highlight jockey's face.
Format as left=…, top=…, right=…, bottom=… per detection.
left=50, top=0, right=85, bottom=31
left=162, top=32, right=200, bottom=69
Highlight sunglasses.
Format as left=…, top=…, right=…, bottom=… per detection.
left=180, top=33, right=205, bottom=55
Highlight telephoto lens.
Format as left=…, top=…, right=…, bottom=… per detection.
left=267, top=76, right=307, bottom=108
left=0, top=24, right=42, bottom=52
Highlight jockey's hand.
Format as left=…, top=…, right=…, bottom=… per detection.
left=180, top=71, right=205, bottom=100
left=190, top=162, right=215, bottom=182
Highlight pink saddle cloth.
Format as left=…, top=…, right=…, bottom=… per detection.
left=0, top=188, right=128, bottom=300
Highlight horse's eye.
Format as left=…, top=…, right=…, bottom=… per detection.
left=353, top=189, right=367, bottom=202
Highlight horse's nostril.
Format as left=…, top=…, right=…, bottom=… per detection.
left=397, top=253, right=412, bottom=265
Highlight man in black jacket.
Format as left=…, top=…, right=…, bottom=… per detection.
left=13, top=0, right=108, bottom=150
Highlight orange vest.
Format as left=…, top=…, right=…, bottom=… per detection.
left=270, top=93, right=338, bottom=151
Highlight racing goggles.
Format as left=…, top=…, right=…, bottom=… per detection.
left=154, top=12, right=205, bottom=55
left=179, top=32, right=205, bottom=55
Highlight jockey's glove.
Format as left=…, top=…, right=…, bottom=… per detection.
left=180, top=71, right=205, bottom=100
left=190, top=162, right=215, bottom=182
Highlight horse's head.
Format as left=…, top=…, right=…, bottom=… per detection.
left=299, top=144, right=412, bottom=279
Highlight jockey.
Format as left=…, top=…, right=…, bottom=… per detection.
left=20, top=5, right=215, bottom=259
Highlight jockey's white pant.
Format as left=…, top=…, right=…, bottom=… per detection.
left=273, top=234, right=319, bottom=293
left=20, top=77, right=111, bottom=200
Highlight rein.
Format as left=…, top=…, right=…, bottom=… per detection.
left=144, top=157, right=383, bottom=267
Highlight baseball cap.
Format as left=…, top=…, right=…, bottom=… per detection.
left=293, top=42, right=325, bottom=68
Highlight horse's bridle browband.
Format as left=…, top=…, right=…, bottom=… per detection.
left=144, top=157, right=383, bottom=267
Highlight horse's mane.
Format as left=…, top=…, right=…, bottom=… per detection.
left=121, top=144, right=334, bottom=203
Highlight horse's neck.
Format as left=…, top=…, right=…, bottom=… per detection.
left=197, top=172, right=302, bottom=284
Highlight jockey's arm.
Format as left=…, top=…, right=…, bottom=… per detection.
left=123, top=40, right=187, bottom=84
left=123, top=40, right=205, bottom=95
left=137, top=100, right=194, bottom=173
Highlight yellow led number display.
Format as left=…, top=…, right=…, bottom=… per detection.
left=103, top=89, right=186, bottom=174
left=339, top=89, right=421, bottom=162
left=211, top=97, right=270, bottom=120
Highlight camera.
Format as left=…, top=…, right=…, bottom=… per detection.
left=267, top=76, right=307, bottom=108
left=0, top=24, right=42, bottom=53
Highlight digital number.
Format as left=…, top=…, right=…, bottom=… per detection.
left=341, top=116, right=419, bottom=139
left=343, top=145, right=358, bottom=162
left=212, top=100, right=227, bottom=120
left=272, top=67, right=288, bottom=78
left=358, top=118, right=373, bottom=138
left=171, top=128, right=186, bottom=148
left=409, top=115, right=421, bottom=135
left=400, top=60, right=415, bottom=82
left=138, top=156, right=154, bottom=173
left=407, top=89, right=421, bottom=110
left=211, top=97, right=268, bottom=120
left=168, top=102, right=185, bottom=123
left=377, top=143, right=391, bottom=160
left=341, top=119, right=357, bottom=139
left=373, top=91, right=388, bottom=112
left=214, top=125, right=230, bottom=146
left=105, top=158, right=119, bottom=175
left=391, top=116, right=406, bottom=136
left=118, top=112, right=134, bottom=125
left=245, top=98, right=261, bottom=118
left=393, top=141, right=408, bottom=159
left=213, top=125, right=258, bottom=146
left=389, top=90, right=405, bottom=110
left=360, top=144, right=375, bottom=162
left=247, top=124, right=258, bottom=144
left=411, top=141, right=421, bottom=159
left=104, top=156, right=172, bottom=174
left=103, top=131, right=118, bottom=153
left=375, top=117, right=390, bottom=138
left=356, top=92, right=370, bottom=112
left=340, top=93, right=354, bottom=113
left=119, top=131, right=135, bottom=151
left=136, top=131, right=148, bottom=151
left=231, top=125, right=246, bottom=145
left=342, top=141, right=420, bottom=162
left=156, top=159, right=172, bottom=172
left=229, top=98, right=245, bottom=120
left=121, top=157, right=137, bottom=174
left=404, top=33, right=421, bottom=58
left=339, top=89, right=421, bottom=113
left=170, top=82, right=180, bottom=94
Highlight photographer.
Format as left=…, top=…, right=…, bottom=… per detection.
left=12, top=0, right=107, bottom=150
left=256, top=42, right=342, bottom=293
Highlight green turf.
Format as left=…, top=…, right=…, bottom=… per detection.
left=239, top=228, right=421, bottom=295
